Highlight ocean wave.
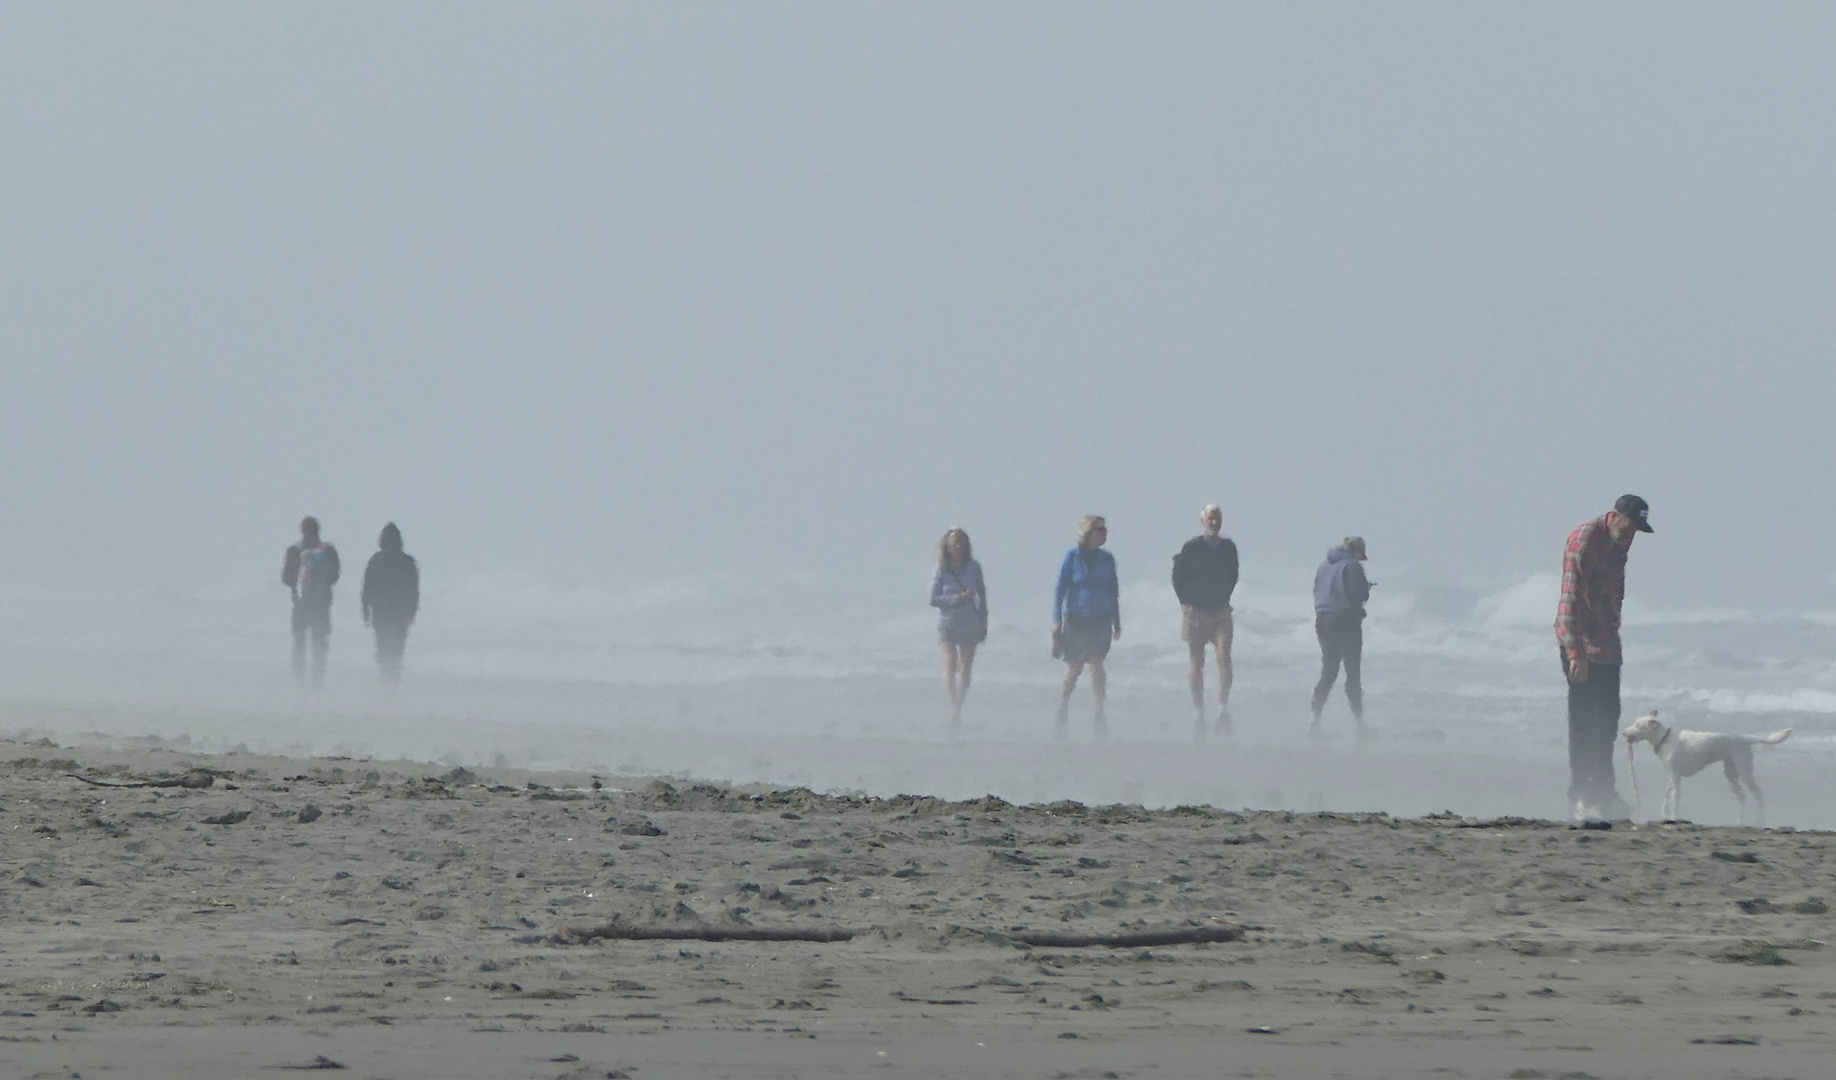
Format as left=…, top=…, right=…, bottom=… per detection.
left=2, top=572, right=1834, bottom=704
left=1653, top=687, right=1836, bottom=715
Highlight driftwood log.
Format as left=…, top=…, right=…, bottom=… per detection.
left=66, top=771, right=216, bottom=790
left=564, top=923, right=855, bottom=944
left=998, top=924, right=1243, bottom=948
left=559, top=922, right=1242, bottom=948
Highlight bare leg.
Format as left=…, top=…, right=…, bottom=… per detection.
left=1187, top=638, right=1208, bottom=728
left=1057, top=661, right=1084, bottom=734
left=940, top=642, right=962, bottom=720
left=1089, top=657, right=1107, bottom=722
left=1214, top=624, right=1234, bottom=734
left=956, top=643, right=977, bottom=716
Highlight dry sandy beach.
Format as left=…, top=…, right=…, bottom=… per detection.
left=4, top=732, right=1833, bottom=1079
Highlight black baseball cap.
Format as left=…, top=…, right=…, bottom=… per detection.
left=1614, top=494, right=1654, bottom=533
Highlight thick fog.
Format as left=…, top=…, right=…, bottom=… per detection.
left=3, top=5, right=1834, bottom=824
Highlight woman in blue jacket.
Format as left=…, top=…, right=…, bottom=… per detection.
left=1053, top=515, right=1120, bottom=736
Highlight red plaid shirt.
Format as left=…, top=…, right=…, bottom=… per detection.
left=1555, top=514, right=1634, bottom=665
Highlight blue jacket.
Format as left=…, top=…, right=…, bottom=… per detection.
left=1054, top=547, right=1119, bottom=626
left=1313, top=546, right=1370, bottom=615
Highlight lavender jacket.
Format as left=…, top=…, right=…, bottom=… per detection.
left=930, top=559, right=987, bottom=638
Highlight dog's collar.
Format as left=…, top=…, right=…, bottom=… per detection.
left=1653, top=726, right=1673, bottom=753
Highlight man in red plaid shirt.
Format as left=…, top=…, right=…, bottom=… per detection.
left=1555, top=494, right=1653, bottom=821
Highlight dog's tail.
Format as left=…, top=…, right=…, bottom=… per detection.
left=1751, top=728, right=1792, bottom=746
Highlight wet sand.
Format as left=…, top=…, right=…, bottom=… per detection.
left=4, top=732, right=1833, bottom=1078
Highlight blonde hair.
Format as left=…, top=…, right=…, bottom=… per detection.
left=937, top=528, right=972, bottom=568
left=1076, top=515, right=1106, bottom=545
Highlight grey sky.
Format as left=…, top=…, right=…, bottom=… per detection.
left=3, top=3, right=1831, bottom=610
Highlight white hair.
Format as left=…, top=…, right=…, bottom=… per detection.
left=1200, top=503, right=1221, bottom=519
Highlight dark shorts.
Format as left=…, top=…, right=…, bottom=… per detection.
left=1060, top=614, right=1113, bottom=664
left=940, top=616, right=985, bottom=646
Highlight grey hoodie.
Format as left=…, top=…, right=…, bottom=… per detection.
left=1313, top=546, right=1371, bottom=615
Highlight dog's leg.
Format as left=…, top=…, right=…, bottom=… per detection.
left=1723, top=758, right=1747, bottom=826
left=1665, top=777, right=1680, bottom=822
left=1735, top=749, right=1766, bottom=827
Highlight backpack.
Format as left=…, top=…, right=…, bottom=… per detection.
left=297, top=544, right=337, bottom=603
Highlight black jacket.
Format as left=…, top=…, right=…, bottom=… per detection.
left=1172, top=536, right=1239, bottom=612
left=361, top=549, right=420, bottom=625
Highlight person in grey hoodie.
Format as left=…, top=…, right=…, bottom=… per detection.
left=1310, top=536, right=1371, bottom=737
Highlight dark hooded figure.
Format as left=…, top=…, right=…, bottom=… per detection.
left=361, top=523, right=420, bottom=687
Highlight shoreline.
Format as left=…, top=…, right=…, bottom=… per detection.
left=6, top=695, right=1834, bottom=829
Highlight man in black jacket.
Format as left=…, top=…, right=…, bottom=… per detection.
left=361, top=523, right=420, bottom=688
left=1172, top=504, right=1240, bottom=738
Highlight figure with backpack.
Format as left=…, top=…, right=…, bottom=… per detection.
left=282, top=516, right=341, bottom=688
left=361, top=522, right=420, bottom=688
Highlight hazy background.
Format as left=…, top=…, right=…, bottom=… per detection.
left=3, top=4, right=1834, bottom=822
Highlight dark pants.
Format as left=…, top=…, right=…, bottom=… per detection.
left=1563, top=653, right=1620, bottom=805
left=291, top=601, right=331, bottom=687
left=373, top=619, right=410, bottom=687
left=1310, top=611, right=1363, bottom=718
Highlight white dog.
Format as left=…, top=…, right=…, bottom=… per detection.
left=1621, top=711, right=1790, bottom=825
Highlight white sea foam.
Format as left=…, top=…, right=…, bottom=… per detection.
left=1659, top=687, right=1836, bottom=715
left=1475, top=572, right=1560, bottom=630
left=1, top=568, right=1832, bottom=724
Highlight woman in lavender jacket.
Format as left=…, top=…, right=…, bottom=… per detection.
left=931, top=528, right=987, bottom=725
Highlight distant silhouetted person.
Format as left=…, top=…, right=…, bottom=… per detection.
left=1172, top=503, right=1239, bottom=739
left=1053, top=515, right=1120, bottom=740
left=362, top=522, right=420, bottom=688
left=930, top=527, right=986, bottom=728
left=282, top=517, right=340, bottom=689
left=1310, top=536, right=1370, bottom=739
